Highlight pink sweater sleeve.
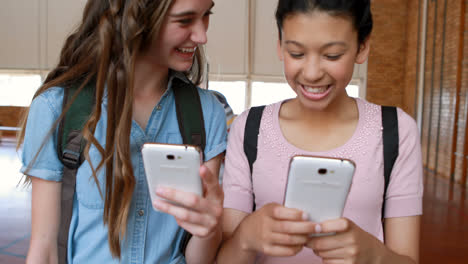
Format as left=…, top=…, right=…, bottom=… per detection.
left=384, top=109, right=423, bottom=218
left=222, top=110, right=255, bottom=213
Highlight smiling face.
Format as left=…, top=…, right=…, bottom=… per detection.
left=143, top=0, right=214, bottom=72
left=278, top=10, right=370, bottom=112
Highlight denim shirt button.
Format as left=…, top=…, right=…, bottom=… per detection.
left=156, top=105, right=162, bottom=110
left=138, top=209, right=145, bottom=216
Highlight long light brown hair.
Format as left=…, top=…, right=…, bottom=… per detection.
left=17, top=0, right=206, bottom=258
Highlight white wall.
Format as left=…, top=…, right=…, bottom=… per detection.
left=0, top=0, right=367, bottom=86
left=0, top=0, right=86, bottom=70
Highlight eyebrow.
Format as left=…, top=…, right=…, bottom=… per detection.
left=284, top=40, right=348, bottom=50
left=169, top=2, right=215, bottom=17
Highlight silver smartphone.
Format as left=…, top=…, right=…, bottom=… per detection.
left=284, top=155, right=355, bottom=224
left=141, top=143, right=203, bottom=211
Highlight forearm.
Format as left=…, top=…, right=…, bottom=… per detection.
left=185, top=227, right=222, bottom=264
left=26, top=243, right=58, bottom=264
left=27, top=177, right=61, bottom=264
left=216, top=227, right=257, bottom=264
left=378, top=247, right=417, bottom=264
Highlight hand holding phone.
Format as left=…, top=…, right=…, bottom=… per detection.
left=284, top=155, right=355, bottom=225
left=141, top=143, right=203, bottom=211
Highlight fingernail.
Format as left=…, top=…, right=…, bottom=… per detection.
left=302, top=212, right=309, bottom=221
left=156, top=187, right=167, bottom=195
left=315, top=224, right=322, bottom=233
left=153, top=199, right=160, bottom=208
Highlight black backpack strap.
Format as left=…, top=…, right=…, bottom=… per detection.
left=172, top=77, right=206, bottom=153
left=57, top=82, right=94, bottom=264
left=381, top=106, right=399, bottom=220
left=171, top=75, right=206, bottom=255
left=243, top=105, right=266, bottom=212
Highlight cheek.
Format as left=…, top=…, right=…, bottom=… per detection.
left=326, top=60, right=355, bottom=83
left=282, top=57, right=301, bottom=79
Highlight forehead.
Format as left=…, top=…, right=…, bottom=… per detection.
left=282, top=10, right=357, bottom=45
left=169, top=0, right=214, bottom=13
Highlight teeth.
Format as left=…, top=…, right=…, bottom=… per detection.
left=304, top=85, right=328, bottom=93
left=177, top=47, right=196, bottom=53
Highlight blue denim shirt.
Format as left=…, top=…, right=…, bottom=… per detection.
left=21, top=73, right=227, bottom=263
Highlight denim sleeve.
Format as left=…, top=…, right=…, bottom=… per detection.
left=20, top=88, right=64, bottom=181
left=198, top=89, right=227, bottom=162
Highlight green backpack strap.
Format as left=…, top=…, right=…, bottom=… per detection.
left=172, top=77, right=206, bottom=153
left=171, top=75, right=207, bottom=255
left=57, top=82, right=94, bottom=264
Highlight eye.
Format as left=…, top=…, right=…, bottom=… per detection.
left=204, top=10, right=213, bottom=17
left=325, top=54, right=343, bottom=61
left=288, top=52, right=304, bottom=59
left=178, top=18, right=194, bottom=25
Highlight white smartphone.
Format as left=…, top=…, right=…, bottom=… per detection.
left=284, top=155, right=355, bottom=224
left=141, top=143, right=203, bottom=211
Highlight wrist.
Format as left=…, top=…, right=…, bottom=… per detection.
left=236, top=215, right=256, bottom=253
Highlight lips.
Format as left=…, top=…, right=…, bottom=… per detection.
left=176, top=46, right=197, bottom=53
left=299, top=83, right=332, bottom=100
left=174, top=46, right=197, bottom=59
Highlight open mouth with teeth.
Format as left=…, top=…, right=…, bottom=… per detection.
left=177, top=47, right=197, bottom=53
left=300, top=84, right=332, bottom=100
left=175, top=46, right=197, bottom=59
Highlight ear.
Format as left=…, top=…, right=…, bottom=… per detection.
left=277, top=39, right=284, bottom=61
left=355, top=37, right=370, bottom=64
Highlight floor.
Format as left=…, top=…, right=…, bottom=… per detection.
left=0, top=139, right=30, bottom=264
left=0, top=138, right=467, bottom=263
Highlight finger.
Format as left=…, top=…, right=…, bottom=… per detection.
left=319, top=218, right=351, bottom=234
left=270, top=205, right=308, bottom=221
left=306, top=232, right=349, bottom=252
left=261, top=244, right=303, bottom=257
left=200, top=165, right=223, bottom=199
left=156, top=186, right=208, bottom=212
left=313, top=246, right=355, bottom=261
left=269, top=232, right=309, bottom=246
left=321, top=259, right=345, bottom=264
left=176, top=219, right=216, bottom=238
left=271, top=220, right=317, bottom=235
left=153, top=198, right=216, bottom=227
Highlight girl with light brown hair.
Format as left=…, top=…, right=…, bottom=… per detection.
left=18, top=0, right=226, bottom=263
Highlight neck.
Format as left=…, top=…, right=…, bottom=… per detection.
left=133, top=55, right=169, bottom=98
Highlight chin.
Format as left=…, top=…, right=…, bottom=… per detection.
left=297, top=94, right=334, bottom=112
left=170, top=61, right=194, bottom=72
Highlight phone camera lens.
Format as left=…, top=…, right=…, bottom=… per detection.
left=166, top=154, right=175, bottom=160
left=318, top=168, right=327, bottom=175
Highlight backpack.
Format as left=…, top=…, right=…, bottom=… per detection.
left=243, top=105, right=399, bottom=220
left=56, top=75, right=206, bottom=264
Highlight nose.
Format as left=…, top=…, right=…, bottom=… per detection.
left=191, top=20, right=208, bottom=45
left=302, top=57, right=325, bottom=82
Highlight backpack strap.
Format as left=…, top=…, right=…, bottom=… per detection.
left=381, top=106, right=399, bottom=220
left=243, top=105, right=266, bottom=212
left=172, top=77, right=206, bottom=153
left=57, top=82, right=94, bottom=264
left=171, top=76, right=206, bottom=254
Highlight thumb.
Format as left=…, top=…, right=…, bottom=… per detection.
left=199, top=164, right=222, bottom=198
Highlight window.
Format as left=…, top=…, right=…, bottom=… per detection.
left=208, top=81, right=246, bottom=115
left=0, top=73, right=42, bottom=106
left=251, top=82, right=296, bottom=107
left=346, top=84, right=359, bottom=98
